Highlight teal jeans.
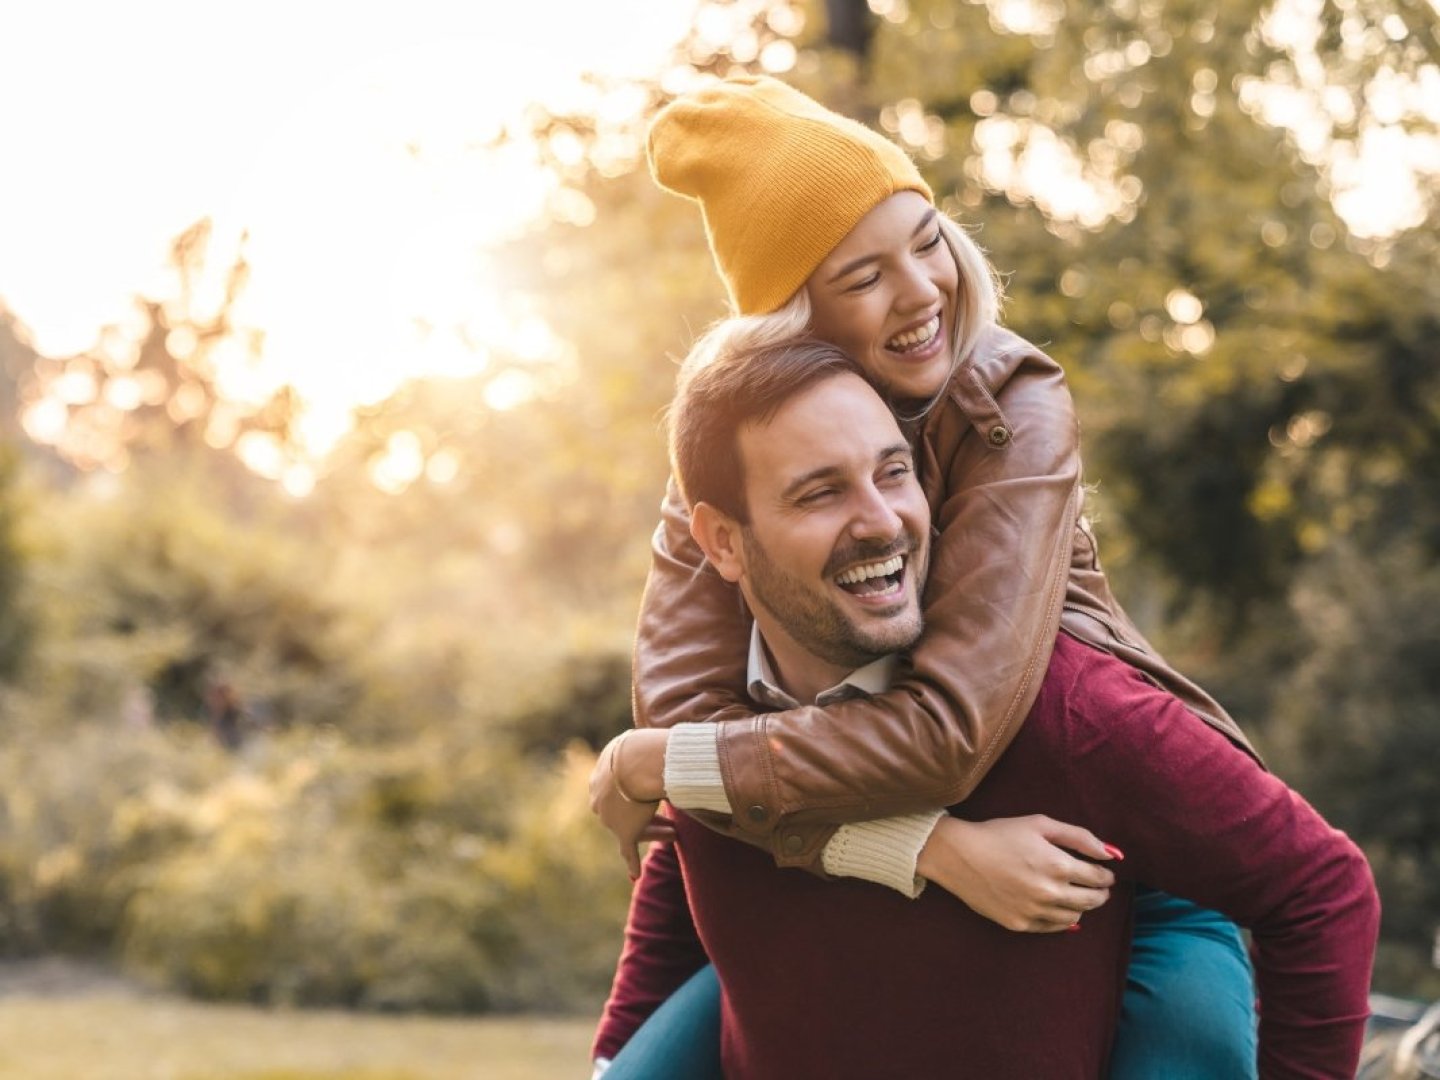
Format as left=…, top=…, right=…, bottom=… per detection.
left=603, top=963, right=723, bottom=1080
left=602, top=888, right=1257, bottom=1079
left=1109, top=888, right=1258, bottom=1080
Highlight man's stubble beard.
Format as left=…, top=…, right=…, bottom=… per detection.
left=740, top=526, right=926, bottom=671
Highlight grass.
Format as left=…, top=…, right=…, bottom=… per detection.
left=0, top=993, right=596, bottom=1080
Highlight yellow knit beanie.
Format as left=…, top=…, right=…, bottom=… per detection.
left=647, top=75, right=933, bottom=315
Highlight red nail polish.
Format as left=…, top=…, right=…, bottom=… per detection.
left=1068, top=922, right=1082, bottom=933
left=1102, top=843, right=1125, bottom=862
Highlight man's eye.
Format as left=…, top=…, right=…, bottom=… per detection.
left=880, top=463, right=912, bottom=483
left=797, top=488, right=837, bottom=506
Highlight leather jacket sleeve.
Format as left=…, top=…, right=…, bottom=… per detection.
left=632, top=329, right=1080, bottom=871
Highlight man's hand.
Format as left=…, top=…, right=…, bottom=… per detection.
left=916, top=815, right=1119, bottom=932
left=588, top=729, right=675, bottom=878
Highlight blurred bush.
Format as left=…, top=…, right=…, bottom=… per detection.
left=0, top=720, right=630, bottom=1011
left=114, top=738, right=629, bottom=1011
left=0, top=454, right=637, bottom=1013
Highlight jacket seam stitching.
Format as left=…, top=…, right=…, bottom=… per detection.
left=958, top=481, right=1080, bottom=797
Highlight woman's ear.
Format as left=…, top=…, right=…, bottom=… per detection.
left=690, top=502, right=745, bottom=583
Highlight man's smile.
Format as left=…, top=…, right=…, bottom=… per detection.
left=834, top=553, right=907, bottom=600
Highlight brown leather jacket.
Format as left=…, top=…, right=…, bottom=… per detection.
left=632, top=324, right=1260, bottom=872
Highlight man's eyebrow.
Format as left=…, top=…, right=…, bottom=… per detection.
left=823, top=209, right=938, bottom=285
left=779, top=465, right=843, bottom=501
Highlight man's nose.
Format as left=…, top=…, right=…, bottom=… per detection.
left=849, top=484, right=904, bottom=540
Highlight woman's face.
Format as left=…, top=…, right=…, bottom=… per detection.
left=804, top=192, right=959, bottom=404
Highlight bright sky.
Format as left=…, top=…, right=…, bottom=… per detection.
left=2, top=0, right=1433, bottom=474
left=0, top=0, right=699, bottom=456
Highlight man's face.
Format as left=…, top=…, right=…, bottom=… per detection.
left=733, top=372, right=930, bottom=671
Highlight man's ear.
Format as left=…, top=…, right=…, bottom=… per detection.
left=690, top=502, right=745, bottom=583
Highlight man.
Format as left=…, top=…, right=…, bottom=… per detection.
left=593, top=337, right=1378, bottom=1078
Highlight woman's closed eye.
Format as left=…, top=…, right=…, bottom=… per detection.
left=843, top=272, right=880, bottom=294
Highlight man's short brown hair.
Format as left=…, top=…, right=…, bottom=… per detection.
left=668, top=331, right=866, bottom=522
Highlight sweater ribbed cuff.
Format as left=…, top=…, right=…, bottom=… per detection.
left=820, top=811, right=946, bottom=898
left=663, top=723, right=733, bottom=813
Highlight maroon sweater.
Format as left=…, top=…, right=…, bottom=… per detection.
left=594, top=635, right=1379, bottom=1079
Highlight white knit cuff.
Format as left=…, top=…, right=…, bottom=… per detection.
left=662, top=723, right=733, bottom=813
left=820, top=811, right=947, bottom=898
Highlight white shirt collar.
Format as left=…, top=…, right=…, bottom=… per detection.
left=746, top=622, right=898, bottom=710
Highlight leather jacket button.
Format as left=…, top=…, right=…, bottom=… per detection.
left=783, top=834, right=804, bottom=855
left=988, top=425, right=1012, bottom=447
left=747, top=805, right=769, bottom=823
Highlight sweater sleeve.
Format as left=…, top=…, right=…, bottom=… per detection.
left=1061, top=647, right=1380, bottom=1079
left=592, top=839, right=711, bottom=1063
left=663, top=719, right=940, bottom=895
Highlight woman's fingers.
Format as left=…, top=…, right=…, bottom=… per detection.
left=1056, top=883, right=1111, bottom=913
left=1025, top=913, right=1087, bottom=934
left=1027, top=889, right=1112, bottom=932
left=1060, top=853, right=1116, bottom=890
left=640, top=818, right=676, bottom=842
left=619, top=837, right=643, bottom=880
left=1036, top=816, right=1122, bottom=865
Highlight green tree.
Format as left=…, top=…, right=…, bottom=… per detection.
left=0, top=444, right=32, bottom=679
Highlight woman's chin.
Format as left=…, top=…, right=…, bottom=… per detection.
left=874, top=357, right=950, bottom=404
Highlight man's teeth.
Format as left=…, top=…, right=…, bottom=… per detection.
left=836, top=555, right=905, bottom=585
left=887, top=316, right=940, bottom=351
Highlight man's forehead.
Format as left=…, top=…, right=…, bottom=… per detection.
left=739, top=373, right=903, bottom=486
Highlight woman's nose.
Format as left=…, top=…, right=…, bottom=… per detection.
left=895, top=258, right=941, bottom=312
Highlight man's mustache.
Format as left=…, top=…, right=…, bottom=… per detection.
left=821, top=534, right=920, bottom=580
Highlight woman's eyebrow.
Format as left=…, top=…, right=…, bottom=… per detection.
left=822, top=208, right=940, bottom=285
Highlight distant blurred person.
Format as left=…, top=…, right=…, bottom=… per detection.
left=204, top=677, right=244, bottom=750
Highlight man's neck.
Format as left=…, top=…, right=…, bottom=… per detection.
left=753, top=617, right=868, bottom=705
left=767, top=652, right=843, bottom=707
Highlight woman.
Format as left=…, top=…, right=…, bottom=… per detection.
left=589, top=75, right=1259, bottom=1079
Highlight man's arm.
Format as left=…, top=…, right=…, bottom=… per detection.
left=592, top=839, right=710, bottom=1064
left=1057, top=641, right=1379, bottom=1078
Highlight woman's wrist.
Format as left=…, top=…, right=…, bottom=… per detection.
left=617, top=728, right=669, bottom=803
left=916, top=816, right=979, bottom=885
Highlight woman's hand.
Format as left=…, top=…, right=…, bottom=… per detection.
left=588, top=729, right=675, bottom=878
left=916, top=815, right=1119, bottom=932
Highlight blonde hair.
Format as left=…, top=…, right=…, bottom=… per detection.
left=685, top=210, right=1001, bottom=422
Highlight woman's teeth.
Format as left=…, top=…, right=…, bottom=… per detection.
left=886, top=315, right=940, bottom=352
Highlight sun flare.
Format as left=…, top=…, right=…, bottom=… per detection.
left=0, top=0, right=700, bottom=461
